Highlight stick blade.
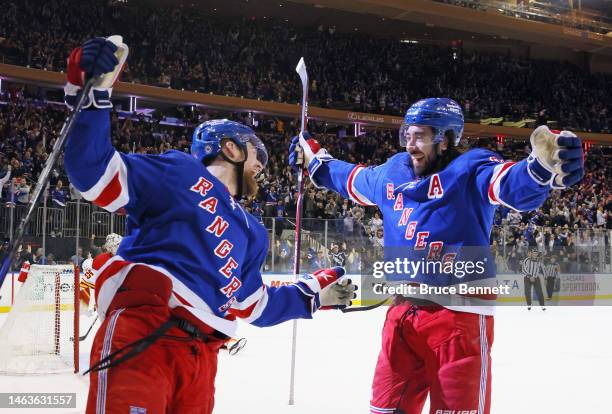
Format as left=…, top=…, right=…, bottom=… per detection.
left=295, top=57, right=308, bottom=84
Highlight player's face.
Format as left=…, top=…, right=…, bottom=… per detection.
left=243, top=142, right=264, bottom=198
left=244, top=142, right=264, bottom=176
left=404, top=125, right=438, bottom=176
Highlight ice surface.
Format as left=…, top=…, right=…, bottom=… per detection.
left=0, top=306, right=611, bottom=413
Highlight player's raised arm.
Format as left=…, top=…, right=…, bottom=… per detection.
left=63, top=36, right=168, bottom=218
left=288, top=133, right=383, bottom=206
left=473, top=126, right=584, bottom=212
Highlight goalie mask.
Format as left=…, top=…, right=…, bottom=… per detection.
left=104, top=233, right=122, bottom=255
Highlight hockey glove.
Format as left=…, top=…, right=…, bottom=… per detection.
left=527, top=125, right=584, bottom=189
left=65, top=35, right=129, bottom=110
left=289, top=132, right=334, bottom=179
left=296, top=266, right=357, bottom=310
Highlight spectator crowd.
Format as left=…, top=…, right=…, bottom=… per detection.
left=0, top=0, right=610, bottom=270
left=0, top=93, right=610, bottom=271
left=0, top=0, right=611, bottom=132
left=433, top=0, right=612, bottom=35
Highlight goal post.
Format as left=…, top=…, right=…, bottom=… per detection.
left=0, top=264, right=80, bottom=375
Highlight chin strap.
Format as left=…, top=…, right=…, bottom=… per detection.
left=219, top=146, right=248, bottom=200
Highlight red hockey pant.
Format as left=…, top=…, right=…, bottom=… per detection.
left=86, top=305, right=222, bottom=414
left=370, top=303, right=494, bottom=414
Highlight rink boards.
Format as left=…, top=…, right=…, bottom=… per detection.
left=2, top=271, right=612, bottom=313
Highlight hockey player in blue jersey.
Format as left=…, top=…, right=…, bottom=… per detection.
left=290, top=97, right=583, bottom=414
left=62, top=36, right=356, bottom=414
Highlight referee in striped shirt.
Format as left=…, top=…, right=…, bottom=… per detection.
left=543, top=256, right=560, bottom=300
left=522, top=248, right=546, bottom=310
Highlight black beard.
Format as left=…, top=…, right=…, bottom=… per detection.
left=414, top=152, right=439, bottom=177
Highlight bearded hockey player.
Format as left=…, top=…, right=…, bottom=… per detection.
left=290, top=98, right=583, bottom=414
left=63, top=36, right=355, bottom=414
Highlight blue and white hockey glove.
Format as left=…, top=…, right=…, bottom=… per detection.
left=295, top=267, right=357, bottom=310
left=527, top=125, right=584, bottom=189
left=289, top=132, right=334, bottom=178
left=64, top=35, right=129, bottom=110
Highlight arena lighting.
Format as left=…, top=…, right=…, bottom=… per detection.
left=401, top=39, right=419, bottom=44
left=129, top=96, right=138, bottom=113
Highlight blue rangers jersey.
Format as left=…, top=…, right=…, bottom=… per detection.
left=64, top=109, right=319, bottom=337
left=311, top=148, right=550, bottom=314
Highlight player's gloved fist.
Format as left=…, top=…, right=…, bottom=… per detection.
left=318, top=275, right=357, bottom=310
left=296, top=267, right=357, bottom=310
left=527, top=125, right=584, bottom=189
left=64, top=35, right=129, bottom=110
left=288, top=132, right=334, bottom=178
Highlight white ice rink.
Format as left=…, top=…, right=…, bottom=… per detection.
left=1, top=306, right=611, bottom=414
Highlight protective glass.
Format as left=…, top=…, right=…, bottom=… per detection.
left=237, top=132, right=269, bottom=167
left=399, top=124, right=435, bottom=147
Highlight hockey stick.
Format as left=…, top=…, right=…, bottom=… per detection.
left=0, top=78, right=97, bottom=287
left=288, top=57, right=308, bottom=406
left=71, top=315, right=99, bottom=342
left=341, top=297, right=390, bottom=313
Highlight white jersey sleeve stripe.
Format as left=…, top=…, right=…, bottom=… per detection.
left=94, top=255, right=238, bottom=337
left=487, top=161, right=523, bottom=211
left=231, top=286, right=266, bottom=310
left=240, top=288, right=270, bottom=323
left=347, top=165, right=375, bottom=206
left=81, top=152, right=130, bottom=212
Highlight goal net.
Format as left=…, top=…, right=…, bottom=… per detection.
left=0, top=264, right=79, bottom=375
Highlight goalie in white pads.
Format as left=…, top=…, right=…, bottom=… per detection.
left=80, top=233, right=122, bottom=315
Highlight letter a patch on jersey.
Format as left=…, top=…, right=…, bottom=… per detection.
left=427, top=174, right=444, bottom=199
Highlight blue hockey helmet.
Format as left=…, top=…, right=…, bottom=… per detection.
left=191, top=119, right=268, bottom=167
left=399, top=98, right=464, bottom=147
